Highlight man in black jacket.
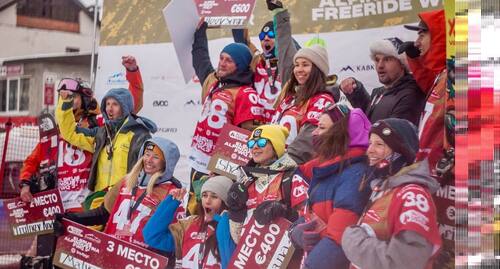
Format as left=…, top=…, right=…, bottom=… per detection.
left=339, top=37, right=425, bottom=125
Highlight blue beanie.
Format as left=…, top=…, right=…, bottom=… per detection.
left=221, top=43, right=252, bottom=72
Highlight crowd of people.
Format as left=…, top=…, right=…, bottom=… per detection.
left=17, top=1, right=454, bottom=269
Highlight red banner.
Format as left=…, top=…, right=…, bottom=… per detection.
left=53, top=219, right=169, bottom=269
left=44, top=82, right=55, bottom=106
left=4, top=188, right=64, bottom=237
left=207, top=123, right=252, bottom=179
left=195, top=0, right=256, bottom=28
left=228, top=217, right=294, bottom=269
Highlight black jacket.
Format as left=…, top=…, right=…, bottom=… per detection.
left=349, top=74, right=425, bottom=125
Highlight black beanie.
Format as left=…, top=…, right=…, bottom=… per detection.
left=260, top=21, right=274, bottom=35
left=370, top=118, right=419, bottom=163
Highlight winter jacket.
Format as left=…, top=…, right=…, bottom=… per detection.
left=64, top=137, right=182, bottom=248
left=408, top=10, right=448, bottom=177
left=347, top=74, right=425, bottom=125
left=21, top=70, right=144, bottom=211
left=294, top=148, right=370, bottom=269
left=190, top=23, right=264, bottom=173
left=341, top=161, right=442, bottom=269
left=56, top=88, right=157, bottom=192
left=143, top=200, right=234, bottom=269
left=229, top=154, right=305, bottom=242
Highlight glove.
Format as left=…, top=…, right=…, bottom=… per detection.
left=53, top=213, right=66, bottom=237
left=290, top=220, right=319, bottom=250
left=226, top=183, right=248, bottom=222
left=398, top=41, right=420, bottom=58
left=254, top=200, right=288, bottom=225
left=266, top=0, right=283, bottom=11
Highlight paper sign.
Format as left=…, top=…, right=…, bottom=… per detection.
left=4, top=188, right=64, bottom=237
left=207, top=123, right=252, bottom=179
left=53, top=219, right=168, bottom=269
left=163, top=0, right=200, bottom=83
left=228, top=217, right=294, bottom=269
left=194, top=0, right=257, bottom=28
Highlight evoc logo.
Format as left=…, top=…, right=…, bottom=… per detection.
left=153, top=100, right=169, bottom=107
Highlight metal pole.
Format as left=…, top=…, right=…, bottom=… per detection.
left=0, top=118, right=13, bottom=193
left=90, top=0, right=99, bottom=90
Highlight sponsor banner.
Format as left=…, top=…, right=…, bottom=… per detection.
left=207, top=124, right=252, bottom=179
left=53, top=219, right=168, bottom=269
left=195, top=0, right=256, bottom=28
left=228, top=217, right=293, bottom=269
left=100, top=0, right=442, bottom=45
left=4, top=188, right=64, bottom=237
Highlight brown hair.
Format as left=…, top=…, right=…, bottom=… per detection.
left=195, top=199, right=228, bottom=263
left=315, top=113, right=350, bottom=162
left=283, top=64, right=328, bottom=107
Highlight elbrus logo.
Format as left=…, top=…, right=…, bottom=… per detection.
left=106, top=72, right=127, bottom=85
left=153, top=100, right=169, bottom=107
left=339, top=64, right=375, bottom=73
left=340, top=65, right=355, bottom=72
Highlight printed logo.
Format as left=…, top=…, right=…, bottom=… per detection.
left=153, top=100, right=169, bottom=107
left=106, top=72, right=127, bottom=85
left=399, top=209, right=430, bottom=231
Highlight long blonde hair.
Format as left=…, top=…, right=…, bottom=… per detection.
left=125, top=156, right=164, bottom=195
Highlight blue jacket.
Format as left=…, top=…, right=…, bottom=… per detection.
left=295, top=152, right=370, bottom=269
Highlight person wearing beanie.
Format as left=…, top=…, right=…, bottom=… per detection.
left=341, top=118, right=441, bottom=269
left=338, top=36, right=425, bottom=126
left=231, top=18, right=288, bottom=123
left=269, top=6, right=335, bottom=166
left=56, top=137, right=183, bottom=259
left=188, top=18, right=265, bottom=215
left=143, top=175, right=236, bottom=269
left=399, top=10, right=454, bottom=269
left=226, top=124, right=307, bottom=241
left=289, top=107, right=371, bottom=269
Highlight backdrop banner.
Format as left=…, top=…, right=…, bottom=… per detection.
left=96, top=0, right=443, bottom=185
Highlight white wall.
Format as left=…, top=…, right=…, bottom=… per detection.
left=0, top=4, right=99, bottom=58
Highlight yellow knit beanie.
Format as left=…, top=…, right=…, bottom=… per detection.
left=249, top=125, right=289, bottom=158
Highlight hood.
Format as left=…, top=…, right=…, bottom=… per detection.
left=371, top=160, right=440, bottom=194
left=138, top=137, right=180, bottom=185
left=348, top=108, right=371, bottom=148
left=100, top=88, right=134, bottom=121
left=120, top=114, right=158, bottom=134
left=219, top=69, right=254, bottom=90
left=419, top=9, right=446, bottom=78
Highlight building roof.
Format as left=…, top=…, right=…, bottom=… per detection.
left=0, top=0, right=96, bottom=19
left=0, top=51, right=96, bottom=65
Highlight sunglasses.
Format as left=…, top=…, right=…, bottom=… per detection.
left=259, top=30, right=275, bottom=41
left=247, top=138, right=269, bottom=149
left=57, top=78, right=93, bottom=97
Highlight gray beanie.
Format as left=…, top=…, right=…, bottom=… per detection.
left=369, top=37, right=409, bottom=71
left=200, top=176, right=233, bottom=204
left=293, top=45, right=329, bottom=76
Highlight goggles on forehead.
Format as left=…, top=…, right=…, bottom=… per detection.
left=259, top=30, right=275, bottom=41
left=57, top=78, right=93, bottom=97
left=324, top=102, right=350, bottom=119
left=247, top=138, right=269, bottom=149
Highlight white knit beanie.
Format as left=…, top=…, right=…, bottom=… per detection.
left=201, top=176, right=233, bottom=204
left=369, top=37, right=409, bottom=71
left=293, top=45, right=329, bottom=76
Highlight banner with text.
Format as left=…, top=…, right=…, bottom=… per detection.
left=53, top=219, right=168, bottom=269
left=207, top=124, right=252, bottom=179
left=228, top=217, right=293, bottom=269
left=4, top=188, right=64, bottom=237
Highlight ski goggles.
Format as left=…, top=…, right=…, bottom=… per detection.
left=57, top=78, right=93, bottom=97
left=247, top=138, right=269, bottom=149
left=324, top=103, right=350, bottom=122
left=259, top=30, right=275, bottom=41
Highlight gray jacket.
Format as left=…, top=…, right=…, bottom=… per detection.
left=341, top=161, right=440, bottom=269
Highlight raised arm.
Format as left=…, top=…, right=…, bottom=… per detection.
left=192, top=20, right=215, bottom=86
